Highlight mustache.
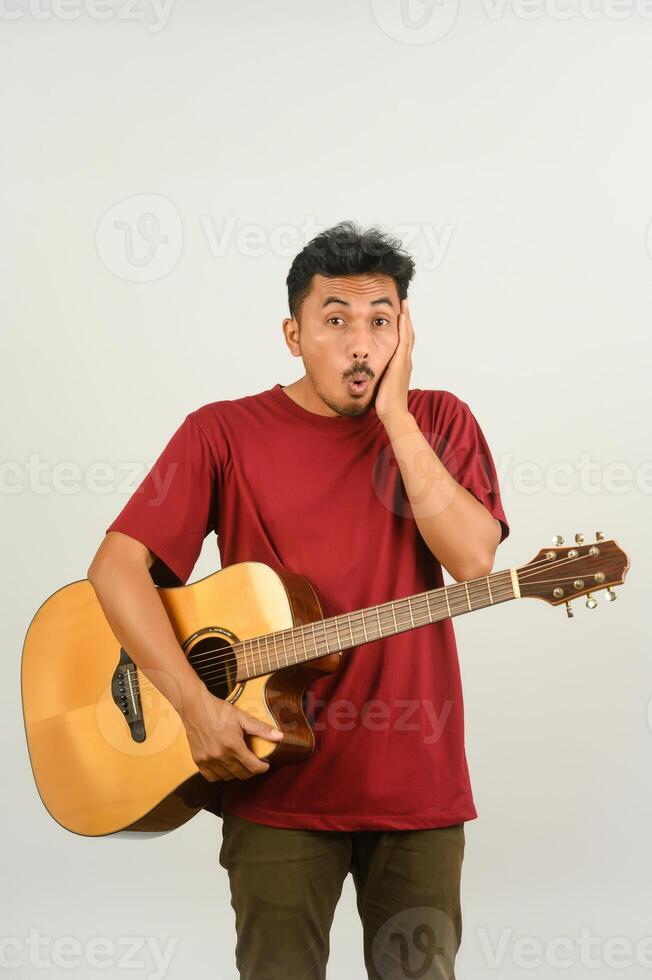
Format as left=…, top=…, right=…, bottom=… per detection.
left=345, top=367, right=374, bottom=379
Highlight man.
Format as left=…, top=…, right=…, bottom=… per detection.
left=88, top=220, right=509, bottom=980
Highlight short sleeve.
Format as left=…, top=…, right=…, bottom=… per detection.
left=434, top=397, right=510, bottom=544
left=106, top=414, right=219, bottom=586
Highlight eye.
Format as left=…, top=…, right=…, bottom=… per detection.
left=325, top=316, right=390, bottom=327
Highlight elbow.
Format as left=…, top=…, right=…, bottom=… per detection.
left=474, top=555, right=495, bottom=579
left=87, top=555, right=99, bottom=583
left=450, top=553, right=495, bottom=582
left=473, top=548, right=498, bottom=579
left=87, top=549, right=113, bottom=588
left=88, top=535, right=153, bottom=589
left=87, top=559, right=104, bottom=589
left=467, top=525, right=502, bottom=579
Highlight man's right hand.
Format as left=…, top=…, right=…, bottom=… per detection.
left=179, top=683, right=284, bottom=782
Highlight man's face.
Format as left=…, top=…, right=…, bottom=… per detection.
left=282, top=273, right=401, bottom=418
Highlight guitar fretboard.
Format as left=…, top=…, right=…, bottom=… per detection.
left=234, top=568, right=519, bottom=680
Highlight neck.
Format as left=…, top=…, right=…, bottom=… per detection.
left=235, top=567, right=520, bottom=680
left=281, top=377, right=339, bottom=417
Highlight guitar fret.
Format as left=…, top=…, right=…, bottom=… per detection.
left=407, top=597, right=415, bottom=628
left=312, top=621, right=319, bottom=658
left=417, top=595, right=427, bottom=624
left=301, top=626, right=308, bottom=663
left=238, top=570, right=516, bottom=679
left=334, top=616, right=342, bottom=651
left=280, top=630, right=287, bottom=666
left=290, top=627, right=298, bottom=663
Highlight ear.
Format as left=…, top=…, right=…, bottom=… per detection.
left=282, top=316, right=301, bottom=356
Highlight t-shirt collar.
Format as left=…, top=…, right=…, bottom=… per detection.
left=268, top=383, right=380, bottom=431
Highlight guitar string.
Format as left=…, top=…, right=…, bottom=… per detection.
left=158, top=552, right=564, bottom=676
left=129, top=553, right=610, bottom=698
left=166, top=548, right=600, bottom=674
left=167, top=580, right=519, bottom=691
left=185, top=569, right=515, bottom=671
left=128, top=577, right=518, bottom=698
left=182, top=546, right=607, bottom=672
left=189, top=568, right=606, bottom=691
left=128, top=551, right=610, bottom=697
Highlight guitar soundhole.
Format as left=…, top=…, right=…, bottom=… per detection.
left=185, top=631, right=238, bottom=700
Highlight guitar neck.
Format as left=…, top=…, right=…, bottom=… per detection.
left=235, top=567, right=521, bottom=681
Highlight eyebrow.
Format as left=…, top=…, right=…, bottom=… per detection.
left=321, top=295, right=396, bottom=310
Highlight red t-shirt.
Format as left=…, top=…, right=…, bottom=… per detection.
left=106, top=383, right=509, bottom=831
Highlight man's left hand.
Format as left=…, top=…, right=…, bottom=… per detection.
left=375, top=298, right=415, bottom=423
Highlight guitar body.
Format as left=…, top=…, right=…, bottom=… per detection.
left=21, top=561, right=340, bottom=838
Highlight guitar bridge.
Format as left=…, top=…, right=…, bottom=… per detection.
left=111, top=649, right=145, bottom=743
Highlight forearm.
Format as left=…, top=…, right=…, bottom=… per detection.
left=382, top=411, right=501, bottom=581
left=87, top=554, right=207, bottom=716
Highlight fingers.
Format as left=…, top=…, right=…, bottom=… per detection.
left=402, top=298, right=415, bottom=353
left=197, top=752, right=269, bottom=782
left=197, top=763, right=231, bottom=782
left=238, top=709, right=284, bottom=742
left=197, top=736, right=272, bottom=782
left=188, top=703, right=283, bottom=785
left=228, top=751, right=270, bottom=780
left=234, top=745, right=272, bottom=776
left=232, top=711, right=282, bottom=777
left=233, top=732, right=276, bottom=775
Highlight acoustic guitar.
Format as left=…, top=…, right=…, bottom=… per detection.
left=21, top=532, right=629, bottom=838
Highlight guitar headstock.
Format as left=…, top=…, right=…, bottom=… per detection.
left=516, top=532, right=630, bottom=618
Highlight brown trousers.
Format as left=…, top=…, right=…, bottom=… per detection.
left=218, top=808, right=466, bottom=980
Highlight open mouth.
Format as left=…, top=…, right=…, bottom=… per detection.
left=347, top=376, right=370, bottom=395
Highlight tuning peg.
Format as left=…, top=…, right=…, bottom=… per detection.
left=565, top=601, right=574, bottom=618
left=553, top=535, right=564, bottom=546
left=605, top=588, right=617, bottom=602
left=585, top=592, right=598, bottom=609
left=575, top=533, right=584, bottom=545
left=595, top=531, right=604, bottom=542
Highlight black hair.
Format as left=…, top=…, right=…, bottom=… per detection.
left=286, top=219, right=416, bottom=322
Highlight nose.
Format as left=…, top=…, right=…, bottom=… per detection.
left=346, top=326, right=371, bottom=363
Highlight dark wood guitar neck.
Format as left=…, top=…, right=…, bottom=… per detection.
left=235, top=567, right=519, bottom=680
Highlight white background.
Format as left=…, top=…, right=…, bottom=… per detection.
left=2, top=1, right=650, bottom=977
